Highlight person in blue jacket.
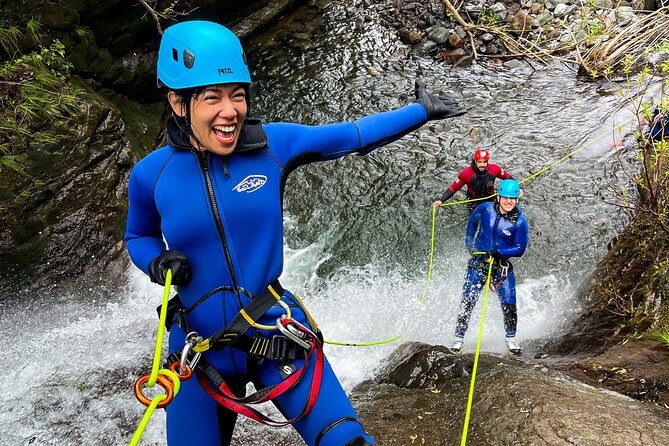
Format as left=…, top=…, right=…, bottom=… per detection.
left=447, top=179, right=529, bottom=356
left=124, top=20, right=466, bottom=446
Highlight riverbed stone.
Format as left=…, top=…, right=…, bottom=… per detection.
left=351, top=342, right=669, bottom=445
left=429, top=26, right=451, bottom=44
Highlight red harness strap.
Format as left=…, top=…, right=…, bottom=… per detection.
left=490, top=258, right=510, bottom=291
left=196, top=337, right=324, bottom=427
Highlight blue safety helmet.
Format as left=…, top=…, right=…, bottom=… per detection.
left=497, top=179, right=521, bottom=198
left=157, top=21, right=252, bottom=89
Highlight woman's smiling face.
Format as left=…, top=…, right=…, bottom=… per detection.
left=169, top=83, right=248, bottom=155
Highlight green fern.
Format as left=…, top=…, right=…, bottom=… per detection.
left=25, top=17, right=42, bottom=44
left=658, top=331, right=669, bottom=346
left=0, top=25, right=23, bottom=56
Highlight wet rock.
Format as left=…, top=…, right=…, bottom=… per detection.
left=481, top=32, right=495, bottom=43
left=448, top=31, right=465, bottom=48
left=594, top=0, right=614, bottom=8
left=504, top=58, right=527, bottom=68
left=511, top=10, right=540, bottom=33
left=440, top=47, right=468, bottom=63
left=399, top=28, right=423, bottom=44
left=530, top=2, right=544, bottom=13
left=490, top=2, right=508, bottom=20
left=0, top=83, right=163, bottom=293
left=616, top=6, right=636, bottom=25
left=554, top=3, right=576, bottom=17
left=429, top=26, right=451, bottom=45
left=351, top=342, right=669, bottom=445
left=547, top=28, right=561, bottom=39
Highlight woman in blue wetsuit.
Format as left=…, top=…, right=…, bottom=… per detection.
left=125, top=21, right=466, bottom=446
left=447, top=179, right=529, bottom=356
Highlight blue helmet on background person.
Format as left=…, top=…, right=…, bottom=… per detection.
left=157, top=21, right=252, bottom=89
left=497, top=179, right=521, bottom=198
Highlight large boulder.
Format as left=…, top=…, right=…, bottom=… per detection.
left=350, top=342, right=669, bottom=445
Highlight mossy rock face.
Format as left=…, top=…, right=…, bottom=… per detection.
left=651, top=261, right=669, bottom=332
left=0, top=81, right=138, bottom=292
left=555, top=195, right=669, bottom=353
left=34, top=3, right=81, bottom=30
left=69, top=38, right=100, bottom=72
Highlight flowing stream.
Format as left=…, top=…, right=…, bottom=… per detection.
left=0, top=2, right=649, bottom=445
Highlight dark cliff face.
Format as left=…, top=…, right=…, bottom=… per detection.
left=0, top=84, right=140, bottom=294
left=0, top=0, right=273, bottom=102
left=552, top=137, right=669, bottom=354
left=0, top=0, right=300, bottom=294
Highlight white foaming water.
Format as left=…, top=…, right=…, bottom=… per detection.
left=281, top=241, right=581, bottom=391
left=0, top=272, right=168, bottom=445
left=0, top=239, right=585, bottom=446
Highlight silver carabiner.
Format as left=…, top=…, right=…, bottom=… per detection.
left=179, top=331, right=203, bottom=374
left=276, top=317, right=310, bottom=350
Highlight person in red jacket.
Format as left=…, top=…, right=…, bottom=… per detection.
left=432, top=149, right=516, bottom=212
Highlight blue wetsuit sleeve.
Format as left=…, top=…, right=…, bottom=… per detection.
left=464, top=207, right=482, bottom=249
left=266, top=103, right=428, bottom=167
left=498, top=218, right=529, bottom=258
left=124, top=164, right=166, bottom=274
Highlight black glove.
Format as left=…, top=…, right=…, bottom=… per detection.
left=415, top=79, right=467, bottom=121
left=148, top=250, right=192, bottom=286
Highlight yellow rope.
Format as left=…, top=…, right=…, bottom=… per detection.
left=130, top=274, right=183, bottom=446
left=460, top=257, right=494, bottom=446
left=418, top=207, right=438, bottom=305
left=324, top=334, right=402, bottom=347
left=129, top=395, right=167, bottom=446
left=148, top=270, right=172, bottom=386
left=518, top=117, right=633, bottom=186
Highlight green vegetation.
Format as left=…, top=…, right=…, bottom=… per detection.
left=0, top=25, right=23, bottom=57
left=25, top=17, right=43, bottom=44
left=0, top=39, right=82, bottom=174
left=658, top=331, right=669, bottom=346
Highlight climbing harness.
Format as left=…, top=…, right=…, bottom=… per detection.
left=468, top=255, right=510, bottom=292
left=489, top=258, right=509, bottom=292
left=129, top=274, right=326, bottom=444
left=194, top=322, right=323, bottom=427
left=160, top=280, right=325, bottom=425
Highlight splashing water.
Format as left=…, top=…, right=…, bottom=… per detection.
left=0, top=2, right=656, bottom=444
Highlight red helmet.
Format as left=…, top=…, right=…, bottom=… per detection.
left=474, top=149, right=490, bottom=162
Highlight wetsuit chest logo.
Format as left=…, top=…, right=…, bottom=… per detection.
left=502, top=229, right=511, bottom=236
left=233, top=175, right=267, bottom=193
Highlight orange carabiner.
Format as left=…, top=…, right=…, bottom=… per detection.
left=133, top=374, right=175, bottom=408
left=170, top=361, right=192, bottom=381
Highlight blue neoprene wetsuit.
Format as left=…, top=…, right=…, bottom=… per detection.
left=454, top=201, right=529, bottom=338
left=124, top=102, right=429, bottom=446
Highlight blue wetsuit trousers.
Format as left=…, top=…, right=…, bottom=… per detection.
left=454, top=262, right=517, bottom=338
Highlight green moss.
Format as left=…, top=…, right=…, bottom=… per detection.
left=0, top=237, right=47, bottom=284
left=45, top=207, right=62, bottom=225
left=12, top=216, right=46, bottom=245
left=101, top=90, right=164, bottom=157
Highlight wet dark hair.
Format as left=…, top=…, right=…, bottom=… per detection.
left=167, top=85, right=251, bottom=150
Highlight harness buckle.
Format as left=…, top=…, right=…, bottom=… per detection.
left=277, top=316, right=311, bottom=350
left=269, top=336, right=290, bottom=361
